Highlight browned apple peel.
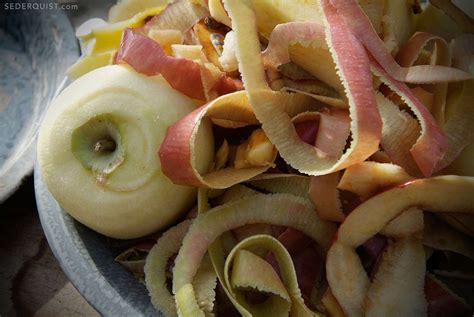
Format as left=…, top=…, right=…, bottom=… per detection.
left=326, top=175, right=474, bottom=316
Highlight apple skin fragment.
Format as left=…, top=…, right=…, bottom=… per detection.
left=375, top=92, right=422, bottom=177
left=337, top=161, right=413, bottom=200
left=309, top=173, right=345, bottom=222
left=143, top=0, right=209, bottom=34
left=381, top=208, right=424, bottom=238
left=223, top=235, right=325, bottom=316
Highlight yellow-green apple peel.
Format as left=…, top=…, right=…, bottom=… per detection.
left=37, top=65, right=214, bottom=239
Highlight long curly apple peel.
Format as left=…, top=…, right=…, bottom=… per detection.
left=372, top=64, right=448, bottom=176
left=159, top=91, right=271, bottom=188
left=224, top=0, right=382, bottom=176
left=331, top=0, right=473, bottom=83
left=145, top=220, right=188, bottom=316
left=116, top=28, right=240, bottom=100
left=221, top=235, right=324, bottom=316
left=145, top=219, right=219, bottom=317
left=396, top=32, right=450, bottom=126
left=337, top=161, right=424, bottom=237
left=260, top=21, right=348, bottom=108
left=261, top=22, right=325, bottom=70
left=172, top=193, right=336, bottom=315
left=326, top=175, right=474, bottom=315
left=375, top=93, right=422, bottom=176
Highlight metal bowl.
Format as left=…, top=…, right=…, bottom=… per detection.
left=0, top=5, right=78, bottom=202
left=35, top=168, right=157, bottom=316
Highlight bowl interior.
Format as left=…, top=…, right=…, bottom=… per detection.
left=0, top=6, right=78, bottom=202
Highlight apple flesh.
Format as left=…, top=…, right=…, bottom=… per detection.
left=37, top=65, right=214, bottom=239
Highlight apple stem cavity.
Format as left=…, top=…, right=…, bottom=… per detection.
left=71, top=113, right=125, bottom=178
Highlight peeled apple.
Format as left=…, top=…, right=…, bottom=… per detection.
left=37, top=65, right=214, bottom=239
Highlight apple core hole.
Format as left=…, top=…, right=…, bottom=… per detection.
left=94, top=137, right=117, bottom=154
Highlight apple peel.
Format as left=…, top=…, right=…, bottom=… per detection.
left=375, top=93, right=422, bottom=176
left=327, top=175, right=474, bottom=315
left=246, top=174, right=310, bottom=198
left=337, top=161, right=413, bottom=200
left=261, top=22, right=325, bottom=70
left=145, top=219, right=218, bottom=317
left=159, top=91, right=275, bottom=188
left=143, top=0, right=209, bottom=34
left=222, top=235, right=324, bottom=316
left=309, top=173, right=344, bottom=222
left=331, top=0, right=472, bottom=83
left=365, top=238, right=427, bottom=317
left=373, top=65, right=448, bottom=176
left=423, top=213, right=474, bottom=260
left=172, top=193, right=336, bottom=315
left=116, top=28, right=240, bottom=100
left=224, top=0, right=382, bottom=176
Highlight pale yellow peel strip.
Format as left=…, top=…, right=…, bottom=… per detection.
left=145, top=220, right=192, bottom=317
left=246, top=175, right=310, bottom=198
left=375, top=92, right=421, bottom=177
left=337, top=161, right=423, bottom=237
left=223, top=235, right=324, bottom=316
left=337, top=161, right=413, bottom=200
left=145, top=219, right=217, bottom=317
left=226, top=248, right=292, bottom=316
left=172, top=193, right=336, bottom=316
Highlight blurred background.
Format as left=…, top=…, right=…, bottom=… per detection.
left=0, top=1, right=114, bottom=315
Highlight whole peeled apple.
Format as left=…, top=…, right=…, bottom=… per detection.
left=37, top=65, right=214, bottom=239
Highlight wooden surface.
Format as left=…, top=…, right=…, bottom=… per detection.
left=0, top=175, right=99, bottom=317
